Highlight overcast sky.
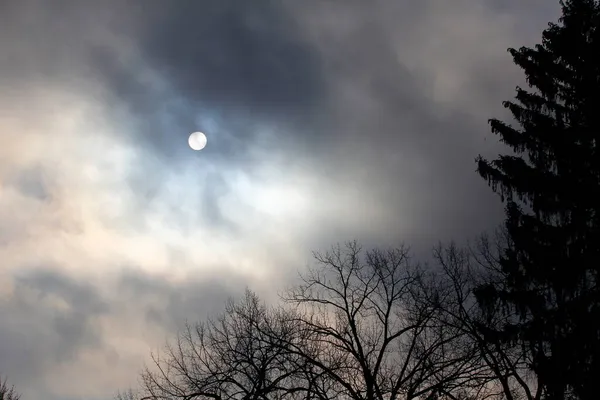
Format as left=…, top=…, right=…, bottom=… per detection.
left=0, top=1, right=560, bottom=399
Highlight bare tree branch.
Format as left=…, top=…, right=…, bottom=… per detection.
left=0, top=377, right=20, bottom=400
left=280, top=242, right=478, bottom=400
left=132, top=290, right=309, bottom=400
left=429, top=238, right=542, bottom=400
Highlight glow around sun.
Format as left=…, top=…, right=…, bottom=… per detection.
left=188, top=131, right=207, bottom=151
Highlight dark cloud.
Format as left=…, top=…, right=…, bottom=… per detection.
left=81, top=0, right=325, bottom=163
left=0, top=268, right=109, bottom=391
left=138, top=0, right=323, bottom=118
left=11, top=269, right=109, bottom=357
left=0, top=266, right=246, bottom=398
left=117, top=267, right=246, bottom=332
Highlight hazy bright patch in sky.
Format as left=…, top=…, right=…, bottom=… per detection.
left=0, top=0, right=560, bottom=399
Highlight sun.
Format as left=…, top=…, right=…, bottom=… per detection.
left=188, top=131, right=207, bottom=151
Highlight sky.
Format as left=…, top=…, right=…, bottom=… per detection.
left=0, top=1, right=561, bottom=399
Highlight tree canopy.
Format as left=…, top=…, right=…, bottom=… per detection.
left=475, top=1, right=600, bottom=398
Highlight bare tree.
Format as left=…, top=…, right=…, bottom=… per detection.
left=429, top=234, right=543, bottom=400
left=279, top=241, right=480, bottom=400
left=135, top=290, right=307, bottom=400
left=0, top=377, right=20, bottom=400
left=123, top=240, right=537, bottom=400
left=115, top=388, right=142, bottom=400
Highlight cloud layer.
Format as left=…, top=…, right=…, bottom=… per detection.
left=0, top=0, right=560, bottom=398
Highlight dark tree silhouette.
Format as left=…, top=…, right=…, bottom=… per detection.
left=281, top=242, right=482, bottom=400
left=431, top=236, right=543, bottom=400
left=0, top=377, right=20, bottom=400
left=129, top=290, right=309, bottom=400
left=475, top=1, right=600, bottom=398
left=121, top=243, right=485, bottom=400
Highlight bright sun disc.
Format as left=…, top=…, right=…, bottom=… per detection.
left=188, top=131, right=207, bottom=151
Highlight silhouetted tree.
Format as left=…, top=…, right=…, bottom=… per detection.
left=132, top=290, right=308, bottom=400
left=115, top=388, right=141, bottom=400
left=476, top=1, right=600, bottom=398
left=0, top=377, right=20, bottom=400
left=123, top=243, right=488, bottom=400
left=430, top=236, right=543, bottom=400
left=280, top=242, right=482, bottom=400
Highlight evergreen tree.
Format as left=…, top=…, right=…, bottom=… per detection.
left=475, top=1, right=600, bottom=399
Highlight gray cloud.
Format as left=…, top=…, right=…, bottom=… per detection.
left=78, top=0, right=326, bottom=166
left=0, top=267, right=246, bottom=399
left=117, top=267, right=245, bottom=332
left=6, top=166, right=50, bottom=201
left=136, top=0, right=323, bottom=117
left=0, top=269, right=108, bottom=391
left=0, top=0, right=563, bottom=398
